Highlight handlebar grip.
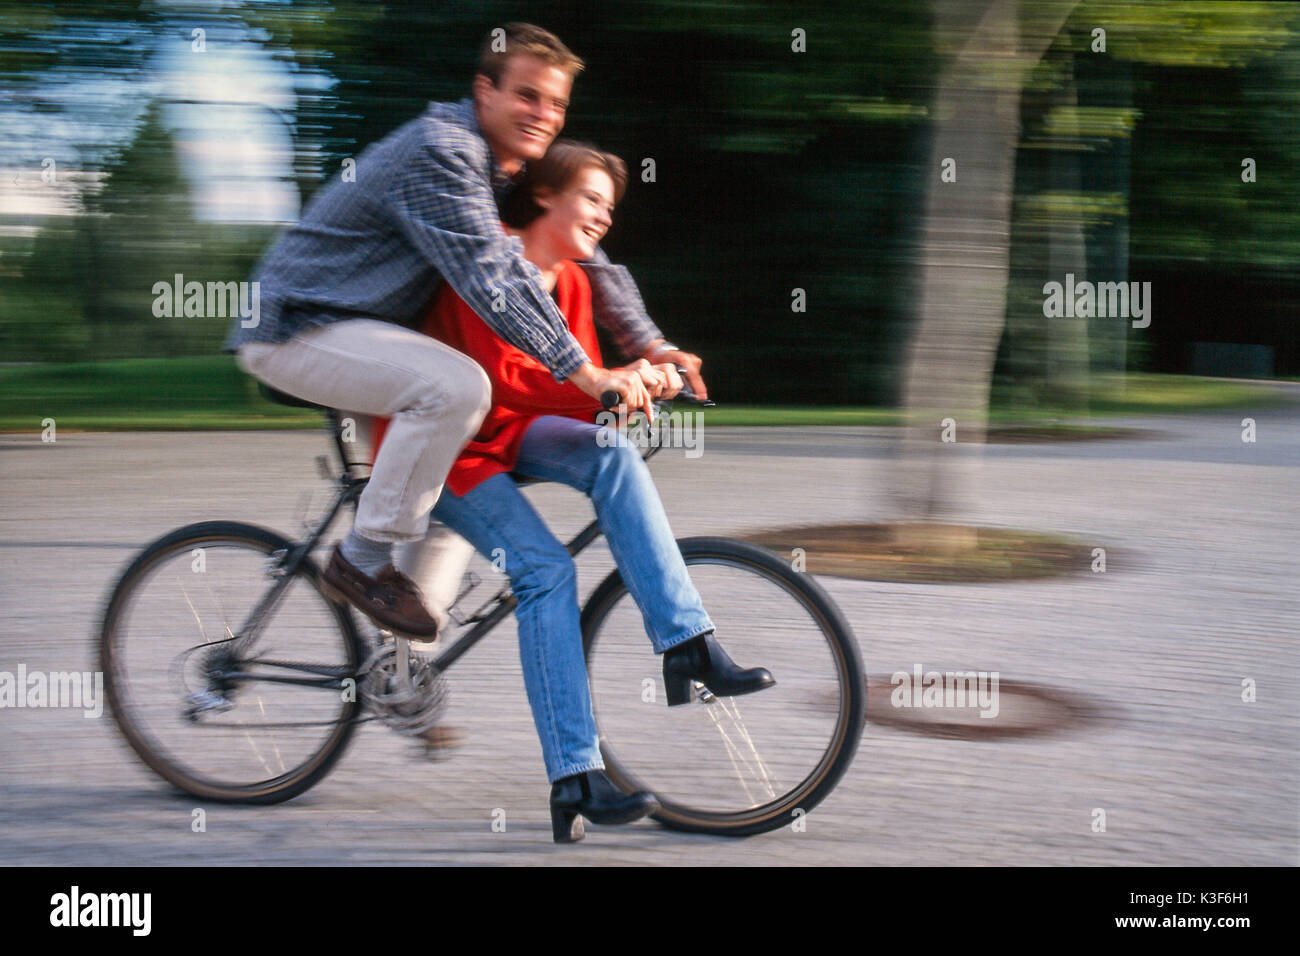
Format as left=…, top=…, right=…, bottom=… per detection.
left=599, top=368, right=714, bottom=412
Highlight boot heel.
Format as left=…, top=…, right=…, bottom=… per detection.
left=551, top=807, right=585, bottom=843
left=664, top=671, right=693, bottom=707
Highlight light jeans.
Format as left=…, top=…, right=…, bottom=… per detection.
left=236, top=319, right=492, bottom=543
left=429, top=415, right=715, bottom=782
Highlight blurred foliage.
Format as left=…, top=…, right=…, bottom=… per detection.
left=2, top=100, right=275, bottom=360
left=996, top=0, right=1300, bottom=404
left=1, top=0, right=1297, bottom=399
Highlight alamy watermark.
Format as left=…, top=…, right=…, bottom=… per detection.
left=595, top=409, right=704, bottom=458
left=0, top=664, right=103, bottom=718
left=890, top=664, right=1000, bottom=718
left=50, top=886, right=151, bottom=936
left=1042, top=273, right=1150, bottom=328
left=152, top=273, right=260, bottom=328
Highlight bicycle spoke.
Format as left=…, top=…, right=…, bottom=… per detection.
left=584, top=538, right=864, bottom=833
left=257, top=698, right=288, bottom=776
left=236, top=701, right=278, bottom=779
left=201, top=568, right=239, bottom=646
left=703, top=696, right=780, bottom=804
left=702, top=699, right=763, bottom=806
left=178, top=575, right=212, bottom=645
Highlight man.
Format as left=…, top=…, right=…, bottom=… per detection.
left=226, top=23, right=705, bottom=637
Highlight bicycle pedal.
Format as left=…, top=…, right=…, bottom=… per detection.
left=415, top=725, right=464, bottom=752
left=183, top=691, right=234, bottom=720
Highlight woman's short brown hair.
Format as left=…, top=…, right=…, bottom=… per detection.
left=500, top=139, right=628, bottom=229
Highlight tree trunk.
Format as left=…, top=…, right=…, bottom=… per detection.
left=1045, top=46, right=1090, bottom=409
left=895, top=0, right=1079, bottom=541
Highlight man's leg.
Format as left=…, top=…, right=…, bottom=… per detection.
left=237, top=319, right=491, bottom=543
left=237, top=319, right=490, bottom=635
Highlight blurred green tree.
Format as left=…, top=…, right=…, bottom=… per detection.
left=898, top=0, right=1300, bottom=532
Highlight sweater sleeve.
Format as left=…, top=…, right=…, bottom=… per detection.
left=389, top=137, right=589, bottom=380
left=424, top=286, right=598, bottom=416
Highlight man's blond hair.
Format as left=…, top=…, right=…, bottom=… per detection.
left=477, top=22, right=584, bottom=85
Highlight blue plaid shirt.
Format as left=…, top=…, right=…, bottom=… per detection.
left=223, top=98, right=662, bottom=379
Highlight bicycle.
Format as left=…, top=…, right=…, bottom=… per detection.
left=99, top=386, right=866, bottom=837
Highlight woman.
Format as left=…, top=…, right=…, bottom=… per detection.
left=376, top=140, right=772, bottom=842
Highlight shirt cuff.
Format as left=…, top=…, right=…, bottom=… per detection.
left=547, top=340, right=589, bottom=382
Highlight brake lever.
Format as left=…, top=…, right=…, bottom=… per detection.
left=669, top=365, right=715, bottom=407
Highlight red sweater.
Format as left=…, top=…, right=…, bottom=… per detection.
left=372, top=258, right=602, bottom=496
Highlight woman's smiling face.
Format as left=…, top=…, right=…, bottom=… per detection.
left=532, top=166, right=616, bottom=260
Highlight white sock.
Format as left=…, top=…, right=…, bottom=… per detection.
left=340, top=528, right=392, bottom=576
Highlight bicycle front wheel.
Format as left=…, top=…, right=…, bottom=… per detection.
left=582, top=537, right=866, bottom=836
left=100, top=521, right=363, bottom=804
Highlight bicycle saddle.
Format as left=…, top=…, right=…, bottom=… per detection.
left=257, top=382, right=328, bottom=410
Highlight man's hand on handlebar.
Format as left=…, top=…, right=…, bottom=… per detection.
left=642, top=342, right=708, bottom=401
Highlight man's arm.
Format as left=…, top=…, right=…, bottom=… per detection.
left=390, top=140, right=587, bottom=381
left=579, top=249, right=708, bottom=399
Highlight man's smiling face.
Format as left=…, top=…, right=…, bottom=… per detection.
left=473, top=54, right=573, bottom=173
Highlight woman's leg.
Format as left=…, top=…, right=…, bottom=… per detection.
left=429, top=474, right=604, bottom=783
left=513, top=416, right=714, bottom=653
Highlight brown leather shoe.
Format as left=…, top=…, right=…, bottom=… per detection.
left=322, top=546, right=439, bottom=638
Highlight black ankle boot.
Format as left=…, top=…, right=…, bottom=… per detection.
left=662, top=632, right=776, bottom=707
left=549, top=770, right=659, bottom=843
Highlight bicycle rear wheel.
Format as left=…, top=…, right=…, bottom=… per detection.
left=100, top=521, right=362, bottom=804
left=581, top=536, right=866, bottom=836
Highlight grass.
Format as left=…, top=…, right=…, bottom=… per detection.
left=686, top=406, right=902, bottom=426
left=0, top=356, right=320, bottom=431
left=0, top=357, right=1291, bottom=432
left=1063, top=373, right=1290, bottom=416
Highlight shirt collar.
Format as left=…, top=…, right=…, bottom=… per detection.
left=455, top=96, right=524, bottom=193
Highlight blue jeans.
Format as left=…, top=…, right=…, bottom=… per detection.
left=429, top=415, right=714, bottom=782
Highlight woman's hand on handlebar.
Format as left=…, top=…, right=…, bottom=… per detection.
left=622, top=359, right=683, bottom=400
left=567, top=362, right=654, bottom=420
left=650, top=363, right=684, bottom=398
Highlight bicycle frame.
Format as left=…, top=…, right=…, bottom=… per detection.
left=230, top=409, right=366, bottom=653
left=241, top=405, right=671, bottom=681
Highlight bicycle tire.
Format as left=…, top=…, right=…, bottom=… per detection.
left=100, top=521, right=363, bottom=804
left=581, top=536, right=866, bottom=836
